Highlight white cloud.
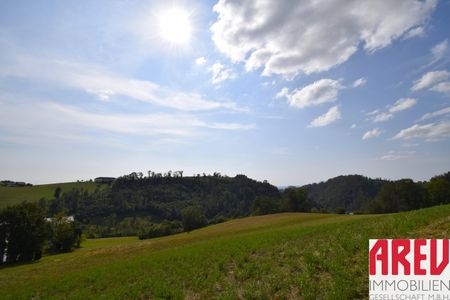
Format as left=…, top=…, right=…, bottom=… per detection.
left=402, top=143, right=419, bottom=147
left=362, top=128, right=381, bottom=140
left=308, top=105, right=341, bottom=128
left=370, top=98, right=416, bottom=123
left=0, top=97, right=255, bottom=143
left=0, top=54, right=241, bottom=112
left=279, top=79, right=343, bottom=109
left=262, top=80, right=276, bottom=87
left=195, top=56, right=207, bottom=65
left=209, top=122, right=255, bottom=130
left=352, top=77, right=367, bottom=88
left=431, top=39, right=449, bottom=62
left=430, top=82, right=450, bottom=94
left=211, top=0, right=436, bottom=77
left=419, top=107, right=450, bottom=121
left=351, top=124, right=357, bottom=129
left=366, top=109, right=380, bottom=116
left=275, top=87, right=289, bottom=99
left=411, top=70, right=450, bottom=91
left=208, top=62, right=236, bottom=84
left=373, top=112, right=394, bottom=123
left=96, top=90, right=114, bottom=102
left=392, top=122, right=450, bottom=141
left=388, top=98, right=417, bottom=113
left=403, top=26, right=426, bottom=39
left=380, top=150, right=415, bottom=161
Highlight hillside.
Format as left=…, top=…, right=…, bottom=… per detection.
left=41, top=174, right=281, bottom=237
left=302, top=175, right=387, bottom=212
left=0, top=181, right=98, bottom=208
left=0, top=204, right=448, bottom=299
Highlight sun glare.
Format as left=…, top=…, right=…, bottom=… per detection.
left=158, top=8, right=192, bottom=45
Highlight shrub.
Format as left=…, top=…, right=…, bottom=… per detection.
left=335, top=207, right=346, bottom=214
left=181, top=207, right=207, bottom=232
left=48, top=214, right=81, bottom=253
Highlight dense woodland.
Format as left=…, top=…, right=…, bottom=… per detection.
left=303, top=175, right=386, bottom=212
left=301, top=172, right=450, bottom=214
left=41, top=174, right=283, bottom=238
left=1, top=171, right=449, bottom=264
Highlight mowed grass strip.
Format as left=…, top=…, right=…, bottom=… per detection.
left=0, top=182, right=99, bottom=208
left=1, top=205, right=449, bottom=299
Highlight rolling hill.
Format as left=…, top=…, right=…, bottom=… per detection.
left=0, top=181, right=98, bottom=208
left=1, top=204, right=448, bottom=299
left=302, top=175, right=387, bottom=212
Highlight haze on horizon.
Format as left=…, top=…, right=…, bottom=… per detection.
left=0, top=0, right=450, bottom=186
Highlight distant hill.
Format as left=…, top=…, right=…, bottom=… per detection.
left=302, top=175, right=388, bottom=212
left=27, top=174, right=281, bottom=237
left=0, top=181, right=98, bottom=208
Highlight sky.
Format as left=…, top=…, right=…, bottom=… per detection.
left=0, top=0, right=449, bottom=186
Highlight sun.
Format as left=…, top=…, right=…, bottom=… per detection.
left=158, top=8, right=192, bottom=45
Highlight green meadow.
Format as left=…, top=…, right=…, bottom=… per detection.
left=1, top=205, right=449, bottom=299
left=0, top=182, right=98, bottom=208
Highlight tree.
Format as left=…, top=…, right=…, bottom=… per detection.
left=395, top=179, right=429, bottom=211
left=426, top=173, right=450, bottom=206
left=0, top=202, right=49, bottom=264
left=367, top=179, right=429, bottom=213
left=54, top=186, right=62, bottom=199
left=252, top=196, right=279, bottom=215
left=48, top=214, right=80, bottom=253
left=181, top=207, right=207, bottom=231
left=283, top=188, right=311, bottom=212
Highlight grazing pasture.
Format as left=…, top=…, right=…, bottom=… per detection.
left=0, top=182, right=98, bottom=208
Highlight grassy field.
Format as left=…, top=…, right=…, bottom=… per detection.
left=0, top=181, right=99, bottom=208
left=0, top=205, right=449, bottom=299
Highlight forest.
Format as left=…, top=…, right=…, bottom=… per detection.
left=39, top=173, right=284, bottom=238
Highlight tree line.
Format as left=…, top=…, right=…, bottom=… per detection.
left=364, top=172, right=450, bottom=214
left=300, top=172, right=450, bottom=214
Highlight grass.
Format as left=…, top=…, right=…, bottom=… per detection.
left=0, top=182, right=99, bottom=208
left=0, top=205, right=449, bottom=299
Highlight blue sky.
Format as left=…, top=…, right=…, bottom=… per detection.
left=0, top=0, right=449, bottom=186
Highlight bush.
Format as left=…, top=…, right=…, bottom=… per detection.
left=181, top=207, right=207, bottom=231
left=48, top=214, right=80, bottom=253
left=335, top=207, right=346, bottom=214
left=252, top=196, right=280, bottom=215
left=138, top=220, right=182, bottom=240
